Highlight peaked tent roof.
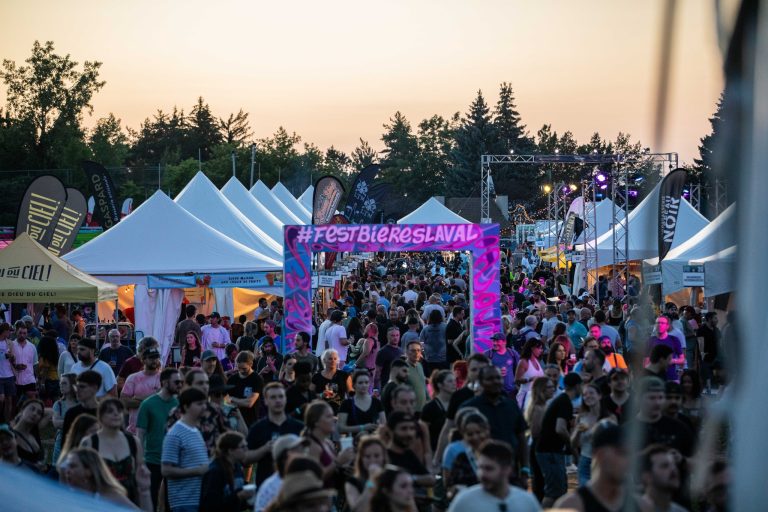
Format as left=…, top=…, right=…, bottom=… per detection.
left=250, top=180, right=305, bottom=225
left=582, top=182, right=709, bottom=268
left=398, top=197, right=471, bottom=224
left=690, top=245, right=736, bottom=297
left=175, top=172, right=282, bottom=260
left=574, top=200, right=626, bottom=244
left=298, top=185, right=314, bottom=212
left=272, top=182, right=311, bottom=224
left=63, top=191, right=281, bottom=279
left=0, top=233, right=117, bottom=302
left=220, top=177, right=284, bottom=245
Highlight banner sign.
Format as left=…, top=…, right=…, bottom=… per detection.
left=343, top=164, right=383, bottom=223
left=318, top=275, right=335, bottom=287
left=643, top=265, right=663, bottom=285
left=283, top=223, right=501, bottom=354
left=15, top=176, right=67, bottom=247
left=559, top=212, right=577, bottom=248
left=658, top=168, right=688, bottom=261
left=47, top=188, right=87, bottom=256
left=312, top=175, right=345, bottom=225
left=682, top=264, right=705, bottom=287
left=147, top=272, right=284, bottom=289
left=324, top=214, right=350, bottom=270
left=82, top=160, right=120, bottom=229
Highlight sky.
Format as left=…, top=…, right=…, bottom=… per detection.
left=0, top=0, right=724, bottom=165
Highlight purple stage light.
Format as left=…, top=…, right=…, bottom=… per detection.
left=628, top=190, right=638, bottom=197
left=599, top=184, right=608, bottom=190
left=596, top=174, right=607, bottom=183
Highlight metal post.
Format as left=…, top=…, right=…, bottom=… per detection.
left=250, top=144, right=256, bottom=188
left=198, top=148, right=202, bottom=172
left=157, top=163, right=161, bottom=190
left=231, top=151, right=236, bottom=178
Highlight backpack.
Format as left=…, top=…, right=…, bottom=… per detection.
left=511, top=327, right=535, bottom=352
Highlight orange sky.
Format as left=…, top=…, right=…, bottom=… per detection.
left=0, top=0, right=724, bottom=164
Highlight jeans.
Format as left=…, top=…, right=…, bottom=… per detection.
left=146, top=462, right=163, bottom=512
left=535, top=451, right=567, bottom=500
left=577, top=455, right=592, bottom=487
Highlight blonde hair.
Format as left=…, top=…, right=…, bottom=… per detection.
left=63, top=447, right=127, bottom=496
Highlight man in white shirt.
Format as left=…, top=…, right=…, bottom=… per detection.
left=70, top=337, right=117, bottom=397
left=421, top=294, right=445, bottom=322
left=201, top=312, right=229, bottom=360
left=324, top=310, right=349, bottom=362
left=315, top=308, right=334, bottom=356
left=540, top=305, right=560, bottom=341
left=402, top=282, right=419, bottom=305
left=252, top=297, right=268, bottom=322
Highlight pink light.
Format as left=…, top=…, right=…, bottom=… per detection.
left=599, top=184, right=608, bottom=190
left=596, top=174, right=607, bottom=183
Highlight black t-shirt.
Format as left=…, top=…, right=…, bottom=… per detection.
left=311, top=370, right=349, bottom=414
left=246, top=417, right=304, bottom=485
left=642, top=368, right=668, bottom=381
left=339, top=397, right=383, bottom=426
left=601, top=394, right=632, bottom=424
left=285, top=386, right=313, bottom=420
left=446, top=386, right=475, bottom=421
left=387, top=448, right=428, bottom=476
left=420, top=398, right=447, bottom=451
left=697, top=324, right=719, bottom=363
left=536, top=393, right=573, bottom=453
left=226, top=371, right=265, bottom=427
left=375, top=345, right=403, bottom=385
left=62, top=404, right=98, bottom=446
left=459, top=394, right=527, bottom=453
left=630, top=415, right=694, bottom=457
left=445, top=319, right=464, bottom=363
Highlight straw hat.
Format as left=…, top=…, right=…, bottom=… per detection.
left=274, top=470, right=336, bottom=507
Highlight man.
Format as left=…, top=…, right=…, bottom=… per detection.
left=640, top=444, right=688, bottom=512
left=446, top=306, right=467, bottom=362
left=448, top=440, right=541, bottom=512
left=62, top=370, right=101, bottom=445
left=602, top=367, right=631, bottom=424
left=315, top=308, right=334, bottom=356
left=404, top=340, right=427, bottom=411
left=381, top=359, right=410, bottom=415
left=0, top=323, right=16, bottom=422
left=644, top=344, right=674, bottom=381
left=200, top=312, right=229, bottom=361
left=566, top=309, right=588, bottom=352
left=118, top=336, right=159, bottom=393
left=385, top=411, right=436, bottom=489
left=226, top=350, right=264, bottom=426
left=400, top=317, right=420, bottom=346
left=0, top=423, right=39, bottom=473
left=291, top=331, right=319, bottom=374
left=175, top=304, right=202, bottom=346
left=540, top=305, right=560, bottom=341
left=593, top=310, right=620, bottom=349
left=581, top=347, right=608, bottom=393
left=285, top=361, right=314, bottom=419
left=380, top=385, right=433, bottom=471
left=663, top=381, right=697, bottom=439
left=460, top=366, right=529, bottom=483
left=375, top=326, right=403, bottom=389
left=555, top=421, right=644, bottom=511
left=421, top=294, right=445, bottom=322
left=137, top=367, right=182, bottom=511
left=647, top=315, right=685, bottom=381
left=121, top=347, right=162, bottom=433
left=324, top=310, right=349, bottom=362
left=514, top=315, right=540, bottom=351
left=72, top=310, right=86, bottom=338
left=162, top=387, right=210, bottom=512
left=403, top=282, right=419, bottom=305
left=260, top=320, right=282, bottom=352
left=698, top=312, right=720, bottom=385
left=484, top=332, right=519, bottom=396
left=70, top=337, right=117, bottom=397
left=253, top=298, right=268, bottom=322
left=536, top=372, right=583, bottom=506
left=10, top=322, right=37, bottom=401
left=246, top=382, right=304, bottom=486
left=253, top=434, right=311, bottom=512
left=98, top=329, right=134, bottom=376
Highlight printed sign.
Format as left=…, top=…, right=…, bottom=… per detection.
left=318, top=275, right=336, bottom=287
left=643, top=265, right=663, bottom=285
left=147, top=272, right=283, bottom=289
left=15, top=176, right=68, bottom=246
left=682, top=264, right=705, bottom=287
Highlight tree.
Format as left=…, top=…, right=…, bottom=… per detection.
left=351, top=138, right=377, bottom=170
left=89, top=113, right=129, bottom=167
left=130, top=107, right=188, bottom=166
left=380, top=111, right=419, bottom=192
left=188, top=97, right=222, bottom=159
left=219, top=109, right=253, bottom=146
left=415, top=114, right=457, bottom=199
left=448, top=90, right=497, bottom=194
left=1, top=40, right=105, bottom=167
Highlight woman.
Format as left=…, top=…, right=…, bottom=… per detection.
left=524, top=377, right=556, bottom=502
left=37, top=334, right=61, bottom=404
left=338, top=370, right=385, bottom=435
left=52, top=373, right=78, bottom=464
left=59, top=447, right=146, bottom=510
left=369, top=465, right=417, bottom=512
left=236, top=321, right=259, bottom=353
left=608, top=298, right=624, bottom=327
left=279, top=354, right=298, bottom=387
left=444, top=412, right=491, bottom=499
left=200, top=432, right=255, bottom=512
left=546, top=341, right=569, bottom=375
left=81, top=398, right=148, bottom=505
left=221, top=343, right=239, bottom=374
left=571, top=383, right=612, bottom=486
left=549, top=322, right=568, bottom=344
left=59, top=414, right=100, bottom=464
left=11, top=398, right=48, bottom=471
left=420, top=309, right=448, bottom=372
left=180, top=330, right=203, bottom=367
left=515, top=338, right=545, bottom=408
left=256, top=337, right=284, bottom=382
left=420, top=370, right=456, bottom=452
left=451, top=360, right=468, bottom=390
left=57, top=333, right=80, bottom=376
left=303, top=400, right=339, bottom=471
left=312, top=349, right=351, bottom=414
left=680, top=369, right=704, bottom=429
left=346, top=316, right=364, bottom=346
left=351, top=322, right=379, bottom=376
left=344, top=436, right=388, bottom=512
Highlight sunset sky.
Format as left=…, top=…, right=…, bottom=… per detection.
left=0, top=0, right=724, bottom=164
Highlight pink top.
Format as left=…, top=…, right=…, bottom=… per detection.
left=122, top=371, right=161, bottom=433
left=12, top=340, right=38, bottom=386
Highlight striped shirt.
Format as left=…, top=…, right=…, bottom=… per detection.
left=162, top=420, right=208, bottom=509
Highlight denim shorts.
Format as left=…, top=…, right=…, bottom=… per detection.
left=0, top=376, right=15, bottom=397
left=536, top=451, right=568, bottom=500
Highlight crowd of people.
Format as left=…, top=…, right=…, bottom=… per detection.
left=0, top=252, right=731, bottom=512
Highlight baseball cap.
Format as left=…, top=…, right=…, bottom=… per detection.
left=490, top=332, right=506, bottom=341
left=201, top=350, right=218, bottom=361
left=142, top=348, right=161, bottom=359
left=78, top=338, right=97, bottom=350
left=592, top=420, right=624, bottom=450
left=272, top=434, right=309, bottom=460
left=20, top=315, right=33, bottom=323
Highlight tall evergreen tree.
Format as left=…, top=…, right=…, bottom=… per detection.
left=447, top=90, right=497, bottom=195
left=188, top=97, right=222, bottom=159
left=351, top=138, right=377, bottom=170
left=219, top=109, right=252, bottom=146
left=380, top=111, right=419, bottom=192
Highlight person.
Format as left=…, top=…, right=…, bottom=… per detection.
left=236, top=321, right=259, bottom=354
left=0, top=423, right=39, bottom=473
left=536, top=372, right=583, bottom=507
left=62, top=370, right=102, bottom=446
left=99, top=329, right=134, bottom=376
left=121, top=347, right=162, bottom=434
left=220, top=343, right=239, bottom=374
left=546, top=340, right=569, bottom=376
left=524, top=377, right=556, bottom=501
left=246, top=382, right=304, bottom=486
left=291, top=331, right=319, bottom=374
left=420, top=309, right=448, bottom=373
left=10, top=322, right=38, bottom=401
left=81, top=398, right=151, bottom=507
left=420, top=369, right=456, bottom=452
left=338, top=369, right=385, bottom=435
left=566, top=309, right=588, bottom=352
left=201, top=312, right=229, bottom=360
left=117, top=337, right=159, bottom=393
left=226, top=350, right=263, bottom=426
left=644, top=344, right=675, bottom=381
left=285, top=361, right=314, bottom=419
left=162, top=387, right=210, bottom=512
left=51, top=305, right=72, bottom=341
left=540, top=305, right=560, bottom=341
left=253, top=298, right=269, bottom=322
left=404, top=340, right=428, bottom=411
left=259, top=319, right=282, bottom=353
left=303, top=400, right=344, bottom=473
left=57, top=333, right=80, bottom=378
left=51, top=372, right=78, bottom=463
left=446, top=306, right=468, bottom=363
left=572, top=383, right=613, bottom=486
left=180, top=330, right=203, bottom=367
left=698, top=312, right=720, bottom=387
left=312, top=348, right=351, bottom=414
left=254, top=435, right=313, bottom=512
left=581, top=347, right=609, bottom=394
left=58, top=413, right=100, bottom=467
left=647, top=315, right=685, bottom=382
left=136, top=367, right=181, bottom=510
left=593, top=310, right=620, bottom=350
left=663, top=381, right=697, bottom=437
left=199, top=431, right=254, bottom=512
left=368, top=465, right=418, bottom=512
left=600, top=335, right=627, bottom=370
left=36, top=334, right=60, bottom=403
left=702, top=459, right=728, bottom=512
left=639, top=444, right=688, bottom=512
left=256, top=337, right=284, bottom=383
left=515, top=338, right=545, bottom=408
left=201, top=349, right=227, bottom=382
left=485, top=332, right=520, bottom=397
left=323, top=310, right=349, bottom=361
left=72, top=310, right=86, bottom=338
left=10, top=398, right=47, bottom=471
left=264, top=469, right=336, bottom=512
left=345, top=436, right=388, bottom=512
left=375, top=326, right=403, bottom=389
left=0, top=323, right=14, bottom=423
left=602, top=367, right=631, bottom=424
left=353, top=322, right=380, bottom=375
left=448, top=439, right=541, bottom=511
left=279, top=353, right=297, bottom=387
left=59, top=447, right=145, bottom=510
left=175, top=304, right=202, bottom=347
left=381, top=359, right=410, bottom=415
left=444, top=411, right=491, bottom=498
left=70, top=337, right=117, bottom=397
left=680, top=369, right=704, bottom=429
left=385, top=410, right=436, bottom=492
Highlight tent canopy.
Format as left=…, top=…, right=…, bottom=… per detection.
left=63, top=191, right=281, bottom=282
left=220, top=177, right=284, bottom=245
left=690, top=245, right=736, bottom=297
left=574, top=199, right=626, bottom=244
left=250, top=180, right=305, bottom=226
left=272, top=182, right=311, bottom=224
left=298, top=185, right=314, bottom=212
left=397, top=197, right=470, bottom=224
left=175, top=172, right=282, bottom=260
left=0, top=232, right=117, bottom=302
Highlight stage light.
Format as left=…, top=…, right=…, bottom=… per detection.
left=562, top=186, right=570, bottom=194
left=509, top=149, right=515, bottom=154
left=628, top=190, right=638, bottom=197
left=569, top=184, right=578, bottom=191
left=599, top=184, right=608, bottom=190
left=543, top=184, right=552, bottom=193
left=554, top=149, right=560, bottom=154
left=596, top=174, right=607, bottom=183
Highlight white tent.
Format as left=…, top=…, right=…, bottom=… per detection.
left=175, top=172, right=282, bottom=260
left=581, top=183, right=709, bottom=268
left=272, top=182, right=311, bottom=224
left=298, top=185, right=314, bottom=212
left=690, top=245, right=736, bottom=297
left=644, top=203, right=736, bottom=295
left=221, top=177, right=285, bottom=245
left=250, top=180, right=305, bottom=225
left=397, top=197, right=470, bottom=224
left=574, top=200, right=626, bottom=244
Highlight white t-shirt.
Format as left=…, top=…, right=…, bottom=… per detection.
left=421, top=303, right=445, bottom=322
left=540, top=317, right=560, bottom=340
left=403, top=289, right=419, bottom=304
left=325, top=324, right=349, bottom=361
left=201, top=324, right=230, bottom=359
left=70, top=359, right=117, bottom=397
left=316, top=319, right=332, bottom=356
left=448, top=484, right=541, bottom=512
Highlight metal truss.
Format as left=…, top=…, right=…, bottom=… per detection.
left=713, top=178, right=728, bottom=216
left=581, top=179, right=598, bottom=291
left=689, top=183, right=702, bottom=212
left=611, top=162, right=630, bottom=292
